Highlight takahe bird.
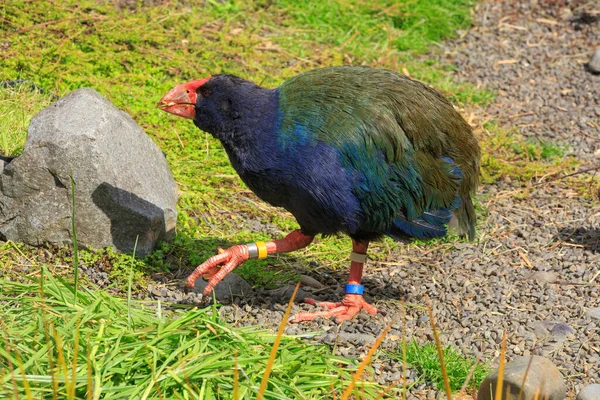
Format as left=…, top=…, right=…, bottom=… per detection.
left=158, top=66, right=480, bottom=322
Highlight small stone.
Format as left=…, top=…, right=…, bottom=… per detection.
left=551, top=323, right=574, bottom=339
left=584, top=307, right=600, bottom=320
left=528, top=271, right=558, bottom=284
left=478, top=355, right=566, bottom=400
left=192, top=272, right=253, bottom=301
left=587, top=48, right=600, bottom=74
left=150, top=286, right=162, bottom=297
left=300, top=275, right=325, bottom=289
left=576, top=384, right=600, bottom=400
left=389, top=371, right=401, bottom=381
left=269, top=284, right=311, bottom=303
left=559, top=7, right=572, bottom=20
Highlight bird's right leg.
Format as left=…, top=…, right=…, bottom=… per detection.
left=186, top=229, right=314, bottom=296
left=290, top=240, right=378, bottom=323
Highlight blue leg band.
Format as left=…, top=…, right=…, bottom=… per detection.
left=345, top=284, right=364, bottom=295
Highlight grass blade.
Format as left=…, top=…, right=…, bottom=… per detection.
left=494, top=331, right=507, bottom=400
left=401, top=301, right=408, bottom=400
left=70, top=165, right=79, bottom=304
left=128, top=236, right=139, bottom=330
left=517, top=354, right=534, bottom=400
left=257, top=282, right=299, bottom=400
left=233, top=349, right=239, bottom=400
left=424, top=294, right=452, bottom=400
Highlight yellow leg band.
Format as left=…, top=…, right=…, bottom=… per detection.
left=256, top=241, right=268, bottom=259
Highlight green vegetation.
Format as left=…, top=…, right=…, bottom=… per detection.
left=400, top=340, right=489, bottom=392
left=0, top=269, right=380, bottom=399
left=392, top=0, right=475, bottom=51
left=0, top=84, right=54, bottom=156
left=479, top=123, right=578, bottom=184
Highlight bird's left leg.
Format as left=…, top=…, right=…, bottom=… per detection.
left=291, top=240, right=378, bottom=323
left=186, top=229, right=314, bottom=296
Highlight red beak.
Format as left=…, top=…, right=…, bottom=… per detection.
left=157, top=78, right=210, bottom=119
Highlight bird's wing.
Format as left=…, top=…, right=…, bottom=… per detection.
left=278, top=66, right=479, bottom=237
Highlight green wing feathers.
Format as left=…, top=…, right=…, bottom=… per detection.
left=278, top=66, right=480, bottom=239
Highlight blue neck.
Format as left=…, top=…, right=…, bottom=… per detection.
left=213, top=88, right=280, bottom=173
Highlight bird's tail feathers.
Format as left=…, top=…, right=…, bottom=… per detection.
left=387, top=197, right=460, bottom=241
left=448, top=193, right=476, bottom=241
left=387, top=156, right=476, bottom=242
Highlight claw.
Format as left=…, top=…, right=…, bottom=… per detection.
left=185, top=244, right=250, bottom=296
left=290, top=294, right=377, bottom=323
left=201, top=266, right=221, bottom=280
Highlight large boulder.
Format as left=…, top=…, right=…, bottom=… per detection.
left=0, top=88, right=177, bottom=256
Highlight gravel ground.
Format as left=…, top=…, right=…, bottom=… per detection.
left=439, top=0, right=599, bottom=161
left=138, top=1, right=600, bottom=397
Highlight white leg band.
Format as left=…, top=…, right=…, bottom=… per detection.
left=247, top=243, right=259, bottom=259
left=350, top=252, right=368, bottom=263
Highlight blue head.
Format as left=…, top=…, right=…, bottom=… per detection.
left=158, top=74, right=278, bottom=147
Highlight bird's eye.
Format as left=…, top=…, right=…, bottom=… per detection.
left=199, top=87, right=211, bottom=98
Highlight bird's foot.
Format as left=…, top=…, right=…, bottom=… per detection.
left=290, top=294, right=377, bottom=323
left=185, top=245, right=249, bottom=296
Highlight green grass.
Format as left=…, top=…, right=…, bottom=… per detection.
left=0, top=269, right=381, bottom=399
left=278, top=0, right=476, bottom=55
left=399, top=340, right=489, bottom=392
left=392, top=0, right=475, bottom=51
left=479, top=122, right=579, bottom=184
left=0, top=84, right=53, bottom=155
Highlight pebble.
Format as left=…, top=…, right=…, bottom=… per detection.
left=478, top=356, right=566, bottom=400
left=584, top=308, right=600, bottom=320
left=576, top=384, right=600, bottom=400
left=587, top=48, right=600, bottom=74
left=269, top=285, right=311, bottom=303
left=192, top=272, right=253, bottom=301
left=551, top=323, right=574, bottom=339
left=299, top=274, right=325, bottom=289
left=528, top=271, right=559, bottom=285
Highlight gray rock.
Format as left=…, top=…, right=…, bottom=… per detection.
left=588, top=48, right=600, bottom=74
left=550, top=323, right=574, bottom=339
left=193, top=272, right=253, bottom=301
left=321, top=331, right=376, bottom=346
left=478, top=355, right=566, bottom=400
left=584, top=308, right=600, bottom=320
left=528, top=271, right=558, bottom=284
left=0, top=88, right=177, bottom=256
left=576, top=384, right=600, bottom=400
left=300, top=274, right=325, bottom=289
left=269, top=284, right=311, bottom=303
left=529, top=320, right=552, bottom=339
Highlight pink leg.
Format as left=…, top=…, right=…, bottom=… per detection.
left=290, top=240, right=378, bottom=323
left=186, top=230, right=314, bottom=296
